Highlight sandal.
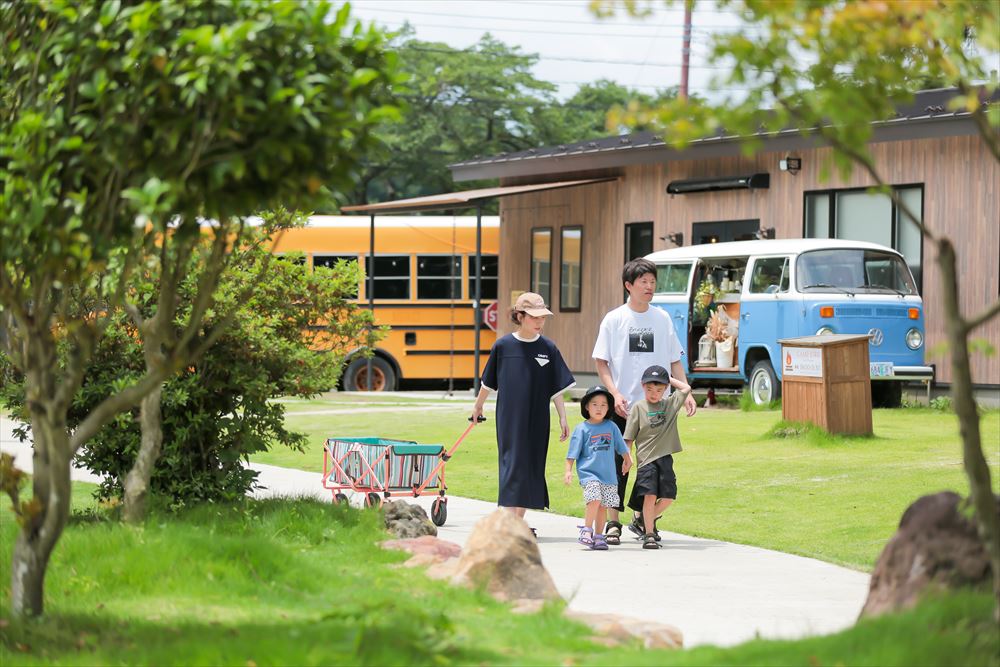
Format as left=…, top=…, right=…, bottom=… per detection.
left=577, top=526, right=594, bottom=547
left=605, top=521, right=622, bottom=545
left=643, top=533, right=661, bottom=550
left=591, top=534, right=609, bottom=551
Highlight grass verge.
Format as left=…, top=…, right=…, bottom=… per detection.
left=1, top=483, right=997, bottom=666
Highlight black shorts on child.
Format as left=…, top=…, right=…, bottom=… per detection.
left=627, top=455, right=677, bottom=511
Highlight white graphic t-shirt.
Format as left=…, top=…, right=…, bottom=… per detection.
left=592, top=304, right=683, bottom=408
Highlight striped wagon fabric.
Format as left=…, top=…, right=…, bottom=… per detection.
left=325, top=437, right=443, bottom=491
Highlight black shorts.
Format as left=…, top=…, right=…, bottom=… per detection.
left=627, top=455, right=677, bottom=511
left=611, top=412, right=629, bottom=513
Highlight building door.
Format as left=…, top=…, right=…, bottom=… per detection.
left=693, top=219, right=759, bottom=245
left=625, top=221, right=653, bottom=262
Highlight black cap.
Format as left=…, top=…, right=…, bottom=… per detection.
left=580, top=385, right=615, bottom=419
left=640, top=365, right=670, bottom=385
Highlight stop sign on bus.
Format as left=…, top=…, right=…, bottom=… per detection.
left=482, top=301, right=498, bottom=332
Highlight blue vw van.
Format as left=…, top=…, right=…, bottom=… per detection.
left=647, top=239, right=933, bottom=406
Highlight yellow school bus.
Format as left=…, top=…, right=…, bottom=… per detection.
left=272, top=216, right=499, bottom=391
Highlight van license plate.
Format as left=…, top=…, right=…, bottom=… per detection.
left=870, top=362, right=894, bottom=378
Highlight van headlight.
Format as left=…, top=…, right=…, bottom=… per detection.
left=816, top=326, right=835, bottom=335
left=906, top=328, right=923, bottom=350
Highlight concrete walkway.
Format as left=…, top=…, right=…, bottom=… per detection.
left=1, top=415, right=870, bottom=648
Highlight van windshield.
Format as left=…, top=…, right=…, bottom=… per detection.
left=797, top=249, right=917, bottom=295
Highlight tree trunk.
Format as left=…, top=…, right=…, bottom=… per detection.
left=10, top=411, right=72, bottom=617
left=122, top=384, right=163, bottom=524
left=938, top=238, right=1000, bottom=620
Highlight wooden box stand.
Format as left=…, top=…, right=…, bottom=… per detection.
left=779, top=334, right=873, bottom=435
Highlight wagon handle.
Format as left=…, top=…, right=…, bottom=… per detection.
left=467, top=415, right=487, bottom=423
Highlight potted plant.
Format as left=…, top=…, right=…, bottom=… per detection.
left=694, top=278, right=721, bottom=320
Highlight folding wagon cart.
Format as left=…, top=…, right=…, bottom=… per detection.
left=321, top=417, right=483, bottom=526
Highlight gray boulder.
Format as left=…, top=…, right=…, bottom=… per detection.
left=383, top=500, right=437, bottom=538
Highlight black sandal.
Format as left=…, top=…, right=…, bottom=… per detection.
left=605, top=521, right=622, bottom=545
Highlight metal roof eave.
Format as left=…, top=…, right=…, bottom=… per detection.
left=448, top=113, right=981, bottom=182
left=340, top=177, right=618, bottom=214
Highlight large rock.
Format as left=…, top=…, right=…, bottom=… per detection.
left=383, top=500, right=437, bottom=538
left=861, top=491, right=997, bottom=618
left=381, top=535, right=462, bottom=568
left=566, top=610, right=684, bottom=649
left=441, top=509, right=561, bottom=601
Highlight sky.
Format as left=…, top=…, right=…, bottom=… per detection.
left=347, top=0, right=751, bottom=101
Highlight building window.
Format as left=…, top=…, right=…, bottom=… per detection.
left=560, top=226, right=582, bottom=311
left=804, top=186, right=923, bottom=291
left=624, top=222, right=653, bottom=263
left=468, top=254, right=498, bottom=301
left=416, top=255, right=461, bottom=299
left=364, top=255, right=410, bottom=299
left=530, top=227, right=552, bottom=305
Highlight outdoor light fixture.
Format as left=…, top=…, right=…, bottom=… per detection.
left=661, top=232, right=684, bottom=247
left=779, top=157, right=801, bottom=174
left=755, top=227, right=775, bottom=240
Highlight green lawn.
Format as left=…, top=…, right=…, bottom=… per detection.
left=255, top=399, right=1000, bottom=570
left=1, top=483, right=996, bottom=666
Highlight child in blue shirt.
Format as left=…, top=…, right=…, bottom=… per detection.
left=564, top=386, right=633, bottom=550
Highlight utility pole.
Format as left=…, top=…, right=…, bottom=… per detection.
left=680, top=1, right=693, bottom=99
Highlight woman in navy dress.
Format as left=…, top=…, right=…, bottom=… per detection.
left=471, top=292, right=575, bottom=518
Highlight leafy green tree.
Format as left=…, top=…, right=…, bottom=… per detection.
left=538, top=78, right=680, bottom=142
left=596, top=0, right=1000, bottom=617
left=2, top=245, right=378, bottom=507
left=352, top=32, right=556, bottom=204
left=0, top=0, right=399, bottom=617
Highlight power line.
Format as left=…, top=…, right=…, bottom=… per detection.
left=356, top=6, right=755, bottom=32
left=401, top=44, right=736, bottom=71
left=360, top=16, right=755, bottom=40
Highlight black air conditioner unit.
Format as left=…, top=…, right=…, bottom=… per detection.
left=666, top=173, right=770, bottom=195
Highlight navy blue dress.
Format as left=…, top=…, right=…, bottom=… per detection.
left=481, top=334, right=575, bottom=509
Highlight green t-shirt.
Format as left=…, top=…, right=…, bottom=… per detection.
left=623, top=390, right=689, bottom=469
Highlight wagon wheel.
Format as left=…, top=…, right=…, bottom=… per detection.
left=365, top=492, right=383, bottom=509
left=431, top=498, right=447, bottom=527
left=333, top=493, right=349, bottom=506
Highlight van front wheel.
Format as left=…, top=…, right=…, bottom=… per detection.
left=748, top=360, right=780, bottom=406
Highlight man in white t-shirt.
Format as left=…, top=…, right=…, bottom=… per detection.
left=592, top=258, right=697, bottom=544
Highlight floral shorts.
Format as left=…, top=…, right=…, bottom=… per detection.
left=582, top=480, right=620, bottom=508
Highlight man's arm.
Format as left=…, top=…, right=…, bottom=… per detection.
left=596, top=358, right=629, bottom=419
left=670, top=359, right=698, bottom=417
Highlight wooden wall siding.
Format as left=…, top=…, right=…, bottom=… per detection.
left=498, top=135, right=1000, bottom=385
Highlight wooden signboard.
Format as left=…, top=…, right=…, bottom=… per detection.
left=779, top=334, right=873, bottom=435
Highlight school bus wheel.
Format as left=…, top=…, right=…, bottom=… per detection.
left=343, top=356, right=396, bottom=392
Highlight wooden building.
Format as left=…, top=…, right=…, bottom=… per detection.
left=448, top=88, right=999, bottom=388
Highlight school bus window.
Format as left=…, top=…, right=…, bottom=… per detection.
left=313, top=254, right=357, bottom=269
left=313, top=255, right=360, bottom=298
left=469, top=254, right=498, bottom=300
left=417, top=256, right=462, bottom=299
left=364, top=255, right=410, bottom=299
left=276, top=253, right=307, bottom=266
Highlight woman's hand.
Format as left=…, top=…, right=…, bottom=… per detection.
left=621, top=453, right=633, bottom=475
left=559, top=415, right=569, bottom=441
left=470, top=404, right=484, bottom=424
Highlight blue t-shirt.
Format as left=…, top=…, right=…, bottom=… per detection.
left=566, top=420, right=629, bottom=486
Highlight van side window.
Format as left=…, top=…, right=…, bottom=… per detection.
left=749, top=257, right=790, bottom=294
left=655, top=262, right=692, bottom=293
